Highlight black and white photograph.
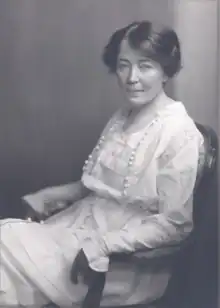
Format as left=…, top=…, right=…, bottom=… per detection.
left=0, top=1, right=218, bottom=308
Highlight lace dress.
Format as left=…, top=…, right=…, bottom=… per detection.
left=0, top=102, right=204, bottom=307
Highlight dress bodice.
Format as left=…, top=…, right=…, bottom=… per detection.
left=81, top=102, right=203, bottom=206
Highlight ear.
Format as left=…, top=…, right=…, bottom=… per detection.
left=163, top=73, right=169, bottom=83
left=162, top=75, right=169, bottom=87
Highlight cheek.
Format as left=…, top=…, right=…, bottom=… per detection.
left=116, top=71, right=127, bottom=86
left=141, top=72, right=164, bottom=89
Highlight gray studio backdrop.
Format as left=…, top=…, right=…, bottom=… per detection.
left=0, top=0, right=217, bottom=216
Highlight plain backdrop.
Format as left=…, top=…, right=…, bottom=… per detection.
left=0, top=0, right=217, bottom=202
left=0, top=2, right=218, bottom=308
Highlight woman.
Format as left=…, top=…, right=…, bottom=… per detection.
left=0, top=21, right=204, bottom=307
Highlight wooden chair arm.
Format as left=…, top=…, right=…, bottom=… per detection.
left=109, top=244, right=181, bottom=268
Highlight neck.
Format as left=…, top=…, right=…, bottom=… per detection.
left=130, top=90, right=171, bottom=117
left=122, top=90, right=174, bottom=133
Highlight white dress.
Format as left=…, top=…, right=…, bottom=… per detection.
left=0, top=102, right=204, bottom=307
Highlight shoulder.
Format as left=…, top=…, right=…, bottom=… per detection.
left=156, top=102, right=203, bottom=156
left=160, top=102, right=202, bottom=139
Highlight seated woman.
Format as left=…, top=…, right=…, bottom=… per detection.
left=0, top=21, right=204, bottom=307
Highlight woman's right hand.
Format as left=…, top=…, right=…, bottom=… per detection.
left=22, top=185, right=73, bottom=218
left=40, top=185, right=73, bottom=216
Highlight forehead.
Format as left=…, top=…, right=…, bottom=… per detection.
left=118, top=39, right=150, bottom=61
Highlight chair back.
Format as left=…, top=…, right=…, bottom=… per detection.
left=162, top=123, right=218, bottom=308
left=193, top=123, right=218, bottom=227
left=194, top=123, right=218, bottom=189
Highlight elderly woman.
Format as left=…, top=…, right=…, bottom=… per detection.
left=0, top=21, right=203, bottom=307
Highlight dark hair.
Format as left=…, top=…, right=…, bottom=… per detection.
left=102, top=21, right=182, bottom=78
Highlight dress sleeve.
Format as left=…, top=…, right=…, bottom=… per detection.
left=82, top=126, right=203, bottom=272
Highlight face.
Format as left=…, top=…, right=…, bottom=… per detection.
left=116, top=39, right=168, bottom=107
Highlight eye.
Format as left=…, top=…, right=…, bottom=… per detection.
left=139, top=63, right=153, bottom=70
left=117, top=61, right=130, bottom=70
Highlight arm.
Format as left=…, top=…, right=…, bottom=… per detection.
left=82, top=130, right=202, bottom=272
left=49, top=180, right=90, bottom=203
left=23, top=180, right=90, bottom=215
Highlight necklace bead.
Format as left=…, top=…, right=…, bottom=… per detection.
left=82, top=120, right=121, bottom=173
left=82, top=112, right=159, bottom=196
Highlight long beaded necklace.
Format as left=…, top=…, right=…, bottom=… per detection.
left=82, top=110, right=160, bottom=196
left=82, top=118, right=122, bottom=173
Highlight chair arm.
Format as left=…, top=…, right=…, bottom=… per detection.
left=131, top=245, right=181, bottom=259
left=81, top=245, right=182, bottom=308
left=110, top=244, right=181, bottom=266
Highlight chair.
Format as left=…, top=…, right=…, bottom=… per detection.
left=81, top=123, right=218, bottom=308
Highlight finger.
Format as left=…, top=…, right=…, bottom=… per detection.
left=56, top=201, right=67, bottom=210
left=34, top=210, right=45, bottom=221
left=44, top=200, right=66, bottom=217
left=43, top=201, right=56, bottom=217
left=25, top=209, right=42, bottom=222
left=22, top=200, right=37, bottom=221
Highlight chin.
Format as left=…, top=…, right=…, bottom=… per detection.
left=127, top=97, right=151, bottom=108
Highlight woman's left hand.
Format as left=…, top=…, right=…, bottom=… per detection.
left=71, top=249, right=107, bottom=308
left=71, top=249, right=101, bottom=286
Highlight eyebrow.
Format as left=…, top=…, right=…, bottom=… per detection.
left=117, top=58, right=130, bottom=62
left=139, top=59, right=152, bottom=63
left=118, top=57, right=152, bottom=63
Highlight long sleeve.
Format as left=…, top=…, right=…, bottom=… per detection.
left=22, top=180, right=89, bottom=215
left=82, top=125, right=203, bottom=272
left=102, top=134, right=200, bottom=252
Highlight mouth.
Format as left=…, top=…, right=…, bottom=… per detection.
left=126, top=88, right=144, bottom=92
left=126, top=89, right=145, bottom=97
left=126, top=89, right=144, bottom=93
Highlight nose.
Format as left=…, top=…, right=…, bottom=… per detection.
left=127, top=66, right=139, bottom=84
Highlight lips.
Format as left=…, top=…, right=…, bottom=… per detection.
left=126, top=89, right=144, bottom=93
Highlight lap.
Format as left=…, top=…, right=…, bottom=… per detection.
left=0, top=218, right=88, bottom=306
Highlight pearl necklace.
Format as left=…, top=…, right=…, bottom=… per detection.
left=82, top=113, right=159, bottom=196
left=82, top=118, right=122, bottom=173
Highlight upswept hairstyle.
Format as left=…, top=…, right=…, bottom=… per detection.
left=102, top=21, right=182, bottom=78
